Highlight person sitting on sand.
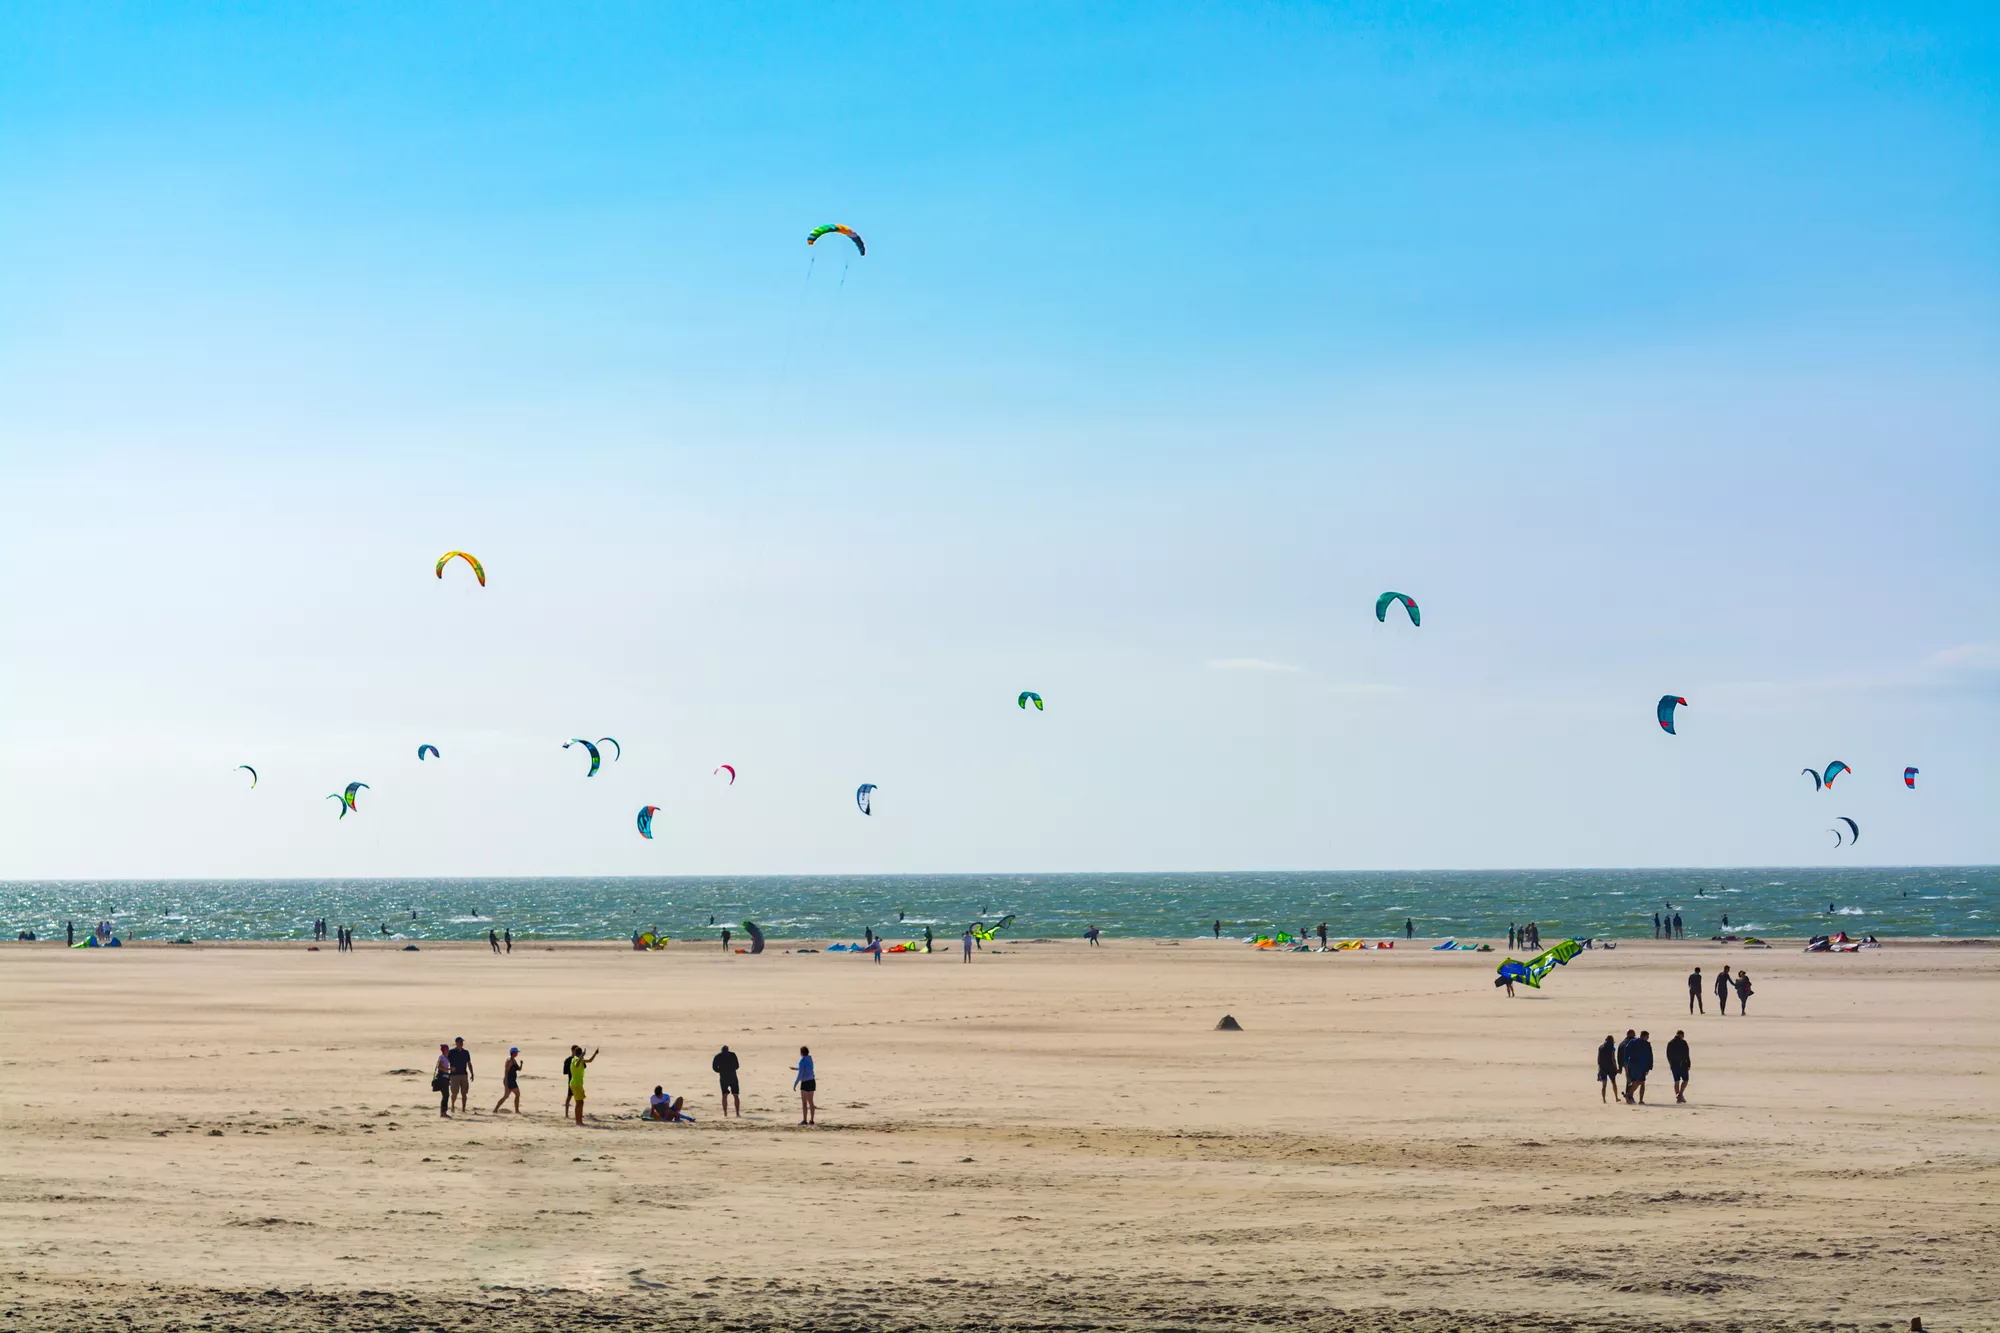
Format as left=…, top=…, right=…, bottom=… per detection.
left=646, top=1087, right=689, bottom=1122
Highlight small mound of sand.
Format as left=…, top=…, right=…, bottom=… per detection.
left=1215, top=1015, right=1242, bottom=1031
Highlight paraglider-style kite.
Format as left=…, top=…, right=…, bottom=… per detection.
left=1802, top=768, right=1822, bottom=791
left=327, top=793, right=348, bottom=819
left=238, top=765, right=258, bottom=788
left=417, top=744, right=440, bottom=761
left=565, top=739, right=603, bottom=777
left=856, top=783, right=876, bottom=815
left=1822, top=761, right=1851, bottom=787
left=435, top=551, right=486, bottom=586
left=1018, top=691, right=1043, bottom=711
left=1905, top=767, right=1918, bottom=789
left=1495, top=938, right=1581, bottom=989
left=714, top=764, right=736, bottom=785
left=1375, top=592, right=1420, bottom=627
left=741, top=921, right=766, bottom=954
left=1833, top=816, right=1859, bottom=846
left=597, top=737, right=620, bottom=763
left=636, top=805, right=660, bottom=840
left=1657, top=695, right=1687, bottom=734
left=343, top=781, right=368, bottom=811
left=806, top=224, right=865, bottom=256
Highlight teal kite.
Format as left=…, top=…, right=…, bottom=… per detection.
left=1822, top=761, right=1851, bottom=787
left=565, top=739, right=602, bottom=777
left=1497, top=938, right=1581, bottom=989
left=238, top=765, right=258, bottom=788
left=326, top=793, right=348, bottom=820
left=342, top=781, right=369, bottom=811
left=1657, top=695, right=1686, bottom=734
left=1018, top=691, right=1043, bottom=711
left=598, top=737, right=620, bottom=762
left=637, top=805, right=660, bottom=840
left=417, top=744, right=440, bottom=761
left=1375, top=592, right=1420, bottom=627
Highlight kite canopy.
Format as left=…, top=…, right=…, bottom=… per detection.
left=856, top=783, right=876, bottom=815
left=1904, top=767, right=1918, bottom=789
left=238, top=765, right=258, bottom=788
left=806, top=223, right=865, bottom=256
left=1837, top=816, right=1859, bottom=845
left=714, top=764, right=736, bottom=785
left=1498, top=939, right=1581, bottom=989
left=741, top=921, right=766, bottom=954
left=1656, top=695, right=1687, bottom=734
left=435, top=550, right=485, bottom=586
left=1822, top=761, right=1851, bottom=787
left=417, top=744, right=440, bottom=761
left=326, top=793, right=348, bottom=820
left=565, top=739, right=602, bottom=777
left=342, top=781, right=369, bottom=811
left=1018, top=691, right=1043, bottom=711
left=598, top=737, right=621, bottom=762
left=636, top=805, right=660, bottom=840
left=1801, top=768, right=1822, bottom=791
left=1374, top=591, right=1420, bottom=627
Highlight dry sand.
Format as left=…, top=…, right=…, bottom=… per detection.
left=2, top=936, right=1996, bottom=1332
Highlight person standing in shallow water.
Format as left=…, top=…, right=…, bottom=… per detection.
left=1213, top=920, right=1221, bottom=940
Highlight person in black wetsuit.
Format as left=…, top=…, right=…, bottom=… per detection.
left=1688, top=966, right=1704, bottom=1014
left=1667, top=1031, right=1691, bottom=1102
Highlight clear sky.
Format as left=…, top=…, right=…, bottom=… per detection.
left=1, top=3, right=1994, bottom=877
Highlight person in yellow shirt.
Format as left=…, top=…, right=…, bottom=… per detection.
left=563, top=1045, right=598, bottom=1124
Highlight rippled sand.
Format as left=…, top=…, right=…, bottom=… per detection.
left=2, top=936, right=1994, bottom=1330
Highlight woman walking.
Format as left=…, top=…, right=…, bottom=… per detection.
left=793, top=1045, right=817, bottom=1125
left=492, top=1047, right=523, bottom=1114
left=432, top=1044, right=453, bottom=1118
left=1733, top=970, right=1753, bottom=1014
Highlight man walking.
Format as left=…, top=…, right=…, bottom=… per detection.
left=712, top=1044, right=741, bottom=1117
left=489, top=928, right=500, bottom=955
left=1615, top=1028, right=1636, bottom=1099
left=1688, top=965, right=1704, bottom=1014
left=446, top=1037, right=474, bottom=1114
left=1627, top=1030, right=1654, bottom=1104
left=503, top=927, right=511, bottom=954
left=1667, top=1030, right=1691, bottom=1102
left=1714, top=965, right=1732, bottom=1015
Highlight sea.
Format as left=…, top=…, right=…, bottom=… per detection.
left=3, top=868, right=1993, bottom=944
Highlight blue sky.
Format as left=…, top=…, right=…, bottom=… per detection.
left=1, top=2, right=1994, bottom=876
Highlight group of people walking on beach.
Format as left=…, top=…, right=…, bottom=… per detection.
left=1598, top=1029, right=1693, bottom=1104
left=1688, top=965, right=1753, bottom=1014
left=429, top=1039, right=819, bottom=1126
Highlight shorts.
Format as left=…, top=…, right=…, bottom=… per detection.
left=503, top=1078, right=518, bottom=1091
left=449, top=1074, right=469, bottom=1092
left=1597, top=1071, right=1615, bottom=1082
left=569, top=1087, right=586, bottom=1102
left=719, top=1074, right=740, bottom=1095
left=1670, top=1067, right=1690, bottom=1081
left=799, top=1079, right=817, bottom=1093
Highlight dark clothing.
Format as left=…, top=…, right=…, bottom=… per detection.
left=1666, top=1036, right=1690, bottom=1073
left=446, top=1047, right=472, bottom=1076
left=1596, top=1041, right=1618, bottom=1077
left=1714, top=973, right=1731, bottom=1013
left=712, top=1050, right=740, bottom=1079
left=1615, top=1037, right=1634, bottom=1072
left=1629, top=1040, right=1654, bottom=1078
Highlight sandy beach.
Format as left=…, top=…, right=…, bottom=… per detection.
left=2, top=936, right=1995, bottom=1332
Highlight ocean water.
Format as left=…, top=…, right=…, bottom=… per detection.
left=3, top=868, right=1992, bottom=943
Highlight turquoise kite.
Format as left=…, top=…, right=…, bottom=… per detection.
left=1822, top=761, right=1851, bottom=787
left=342, top=781, right=368, bottom=811
left=637, top=805, right=660, bottom=840
left=598, top=737, right=621, bottom=762
left=326, top=793, right=348, bottom=819
left=1018, top=691, right=1043, bottom=711
left=565, top=739, right=602, bottom=777
left=1657, top=695, right=1687, bottom=734
left=417, top=744, right=440, bottom=761
left=1375, top=592, right=1420, bottom=627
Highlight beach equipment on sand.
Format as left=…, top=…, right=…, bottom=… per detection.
left=742, top=921, right=765, bottom=954
left=1498, top=938, right=1582, bottom=988
left=1215, top=1015, right=1243, bottom=1030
